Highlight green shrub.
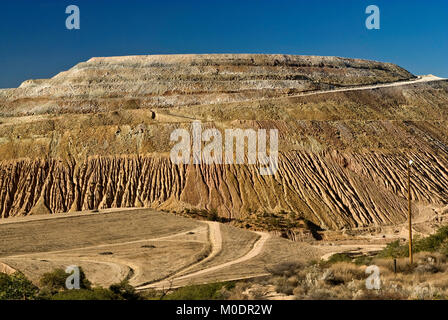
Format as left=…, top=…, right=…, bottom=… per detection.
left=27, top=268, right=145, bottom=300
left=162, top=282, right=234, bottom=300
left=109, top=280, right=142, bottom=300
left=0, top=272, right=38, bottom=300
left=414, top=226, right=448, bottom=253
left=40, top=280, right=143, bottom=300
left=354, top=255, right=373, bottom=266
left=51, top=288, right=116, bottom=300
left=39, top=267, right=91, bottom=293
left=379, top=225, right=448, bottom=258
left=324, top=253, right=353, bottom=265
left=378, top=240, right=408, bottom=258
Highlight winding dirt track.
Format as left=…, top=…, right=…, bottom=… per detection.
left=1, top=215, right=270, bottom=290
left=296, top=75, right=445, bottom=97
left=1, top=224, right=207, bottom=287
left=135, top=222, right=222, bottom=288
left=136, top=222, right=270, bottom=290
left=243, top=75, right=446, bottom=104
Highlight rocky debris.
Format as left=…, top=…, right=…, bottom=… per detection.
left=0, top=152, right=411, bottom=228
left=1, top=143, right=448, bottom=229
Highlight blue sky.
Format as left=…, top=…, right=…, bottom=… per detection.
left=0, top=0, right=447, bottom=88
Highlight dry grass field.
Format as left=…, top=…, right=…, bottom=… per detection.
left=0, top=208, right=201, bottom=256
left=0, top=207, right=323, bottom=290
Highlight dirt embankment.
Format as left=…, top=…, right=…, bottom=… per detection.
left=0, top=54, right=447, bottom=232
left=1, top=148, right=448, bottom=230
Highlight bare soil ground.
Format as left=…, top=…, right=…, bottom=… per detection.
left=0, top=208, right=201, bottom=257
left=3, top=204, right=442, bottom=291
left=1, top=202, right=445, bottom=291
left=0, top=209, right=210, bottom=286
left=0, top=208, right=323, bottom=289
left=160, top=235, right=324, bottom=289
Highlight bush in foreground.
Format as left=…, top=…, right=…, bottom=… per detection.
left=379, top=225, right=448, bottom=259
left=51, top=288, right=117, bottom=300
left=109, top=280, right=142, bottom=300
left=39, top=267, right=91, bottom=294
left=0, top=272, right=38, bottom=300
left=161, top=282, right=235, bottom=300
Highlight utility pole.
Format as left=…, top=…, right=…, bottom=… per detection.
left=408, top=160, right=413, bottom=264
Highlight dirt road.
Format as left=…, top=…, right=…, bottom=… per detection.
left=296, top=75, right=445, bottom=98
left=227, top=75, right=445, bottom=106
left=137, top=223, right=270, bottom=290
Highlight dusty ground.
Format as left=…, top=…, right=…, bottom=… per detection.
left=0, top=207, right=324, bottom=289
left=0, top=204, right=445, bottom=294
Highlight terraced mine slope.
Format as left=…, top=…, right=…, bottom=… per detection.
left=0, top=54, right=447, bottom=232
